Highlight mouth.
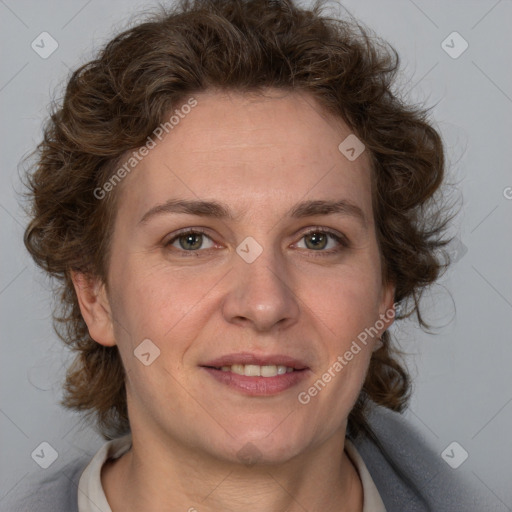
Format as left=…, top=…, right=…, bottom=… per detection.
left=208, top=364, right=299, bottom=377
left=200, top=353, right=310, bottom=396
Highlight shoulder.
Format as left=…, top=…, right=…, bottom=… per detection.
left=351, top=401, right=498, bottom=512
left=1, top=456, right=89, bottom=512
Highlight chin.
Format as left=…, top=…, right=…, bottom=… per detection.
left=210, top=425, right=313, bottom=466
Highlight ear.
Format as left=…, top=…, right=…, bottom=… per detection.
left=377, top=280, right=396, bottom=337
left=70, top=270, right=116, bottom=347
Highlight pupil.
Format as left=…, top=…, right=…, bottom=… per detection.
left=180, top=233, right=202, bottom=250
left=306, top=233, right=327, bottom=250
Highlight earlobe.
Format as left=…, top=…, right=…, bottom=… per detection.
left=70, top=270, right=117, bottom=347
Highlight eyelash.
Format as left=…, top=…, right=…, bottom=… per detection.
left=163, top=227, right=349, bottom=257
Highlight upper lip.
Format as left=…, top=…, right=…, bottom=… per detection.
left=201, top=352, right=309, bottom=370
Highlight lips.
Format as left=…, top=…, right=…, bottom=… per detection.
left=200, top=352, right=311, bottom=396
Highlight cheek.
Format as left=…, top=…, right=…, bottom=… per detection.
left=298, top=274, right=378, bottom=418
left=304, top=263, right=383, bottom=339
left=122, top=355, right=195, bottom=435
left=109, top=259, right=196, bottom=339
left=109, top=262, right=217, bottom=393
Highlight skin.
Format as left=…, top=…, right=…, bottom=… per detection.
left=72, top=89, right=395, bottom=512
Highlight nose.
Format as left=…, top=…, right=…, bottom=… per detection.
left=221, top=244, right=300, bottom=333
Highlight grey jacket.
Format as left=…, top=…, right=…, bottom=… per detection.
left=1, top=402, right=500, bottom=511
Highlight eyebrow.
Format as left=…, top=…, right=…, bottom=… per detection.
left=138, top=198, right=367, bottom=228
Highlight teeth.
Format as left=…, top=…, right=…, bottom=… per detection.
left=277, top=365, right=287, bottom=375
left=218, top=364, right=295, bottom=377
left=261, top=365, right=277, bottom=377
left=231, top=364, right=245, bottom=375
left=244, top=364, right=261, bottom=377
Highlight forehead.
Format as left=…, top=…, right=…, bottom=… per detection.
left=116, top=90, right=373, bottom=223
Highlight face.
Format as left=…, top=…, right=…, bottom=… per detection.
left=77, top=90, right=395, bottom=465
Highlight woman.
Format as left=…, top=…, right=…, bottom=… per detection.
left=10, top=0, right=490, bottom=510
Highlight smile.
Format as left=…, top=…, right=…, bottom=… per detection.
left=214, top=364, right=295, bottom=377
left=201, top=365, right=310, bottom=396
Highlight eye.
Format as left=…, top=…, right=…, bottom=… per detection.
left=164, top=228, right=216, bottom=254
left=163, top=227, right=349, bottom=257
left=296, top=228, right=349, bottom=255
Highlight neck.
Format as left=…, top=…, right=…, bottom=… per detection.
left=101, top=428, right=363, bottom=512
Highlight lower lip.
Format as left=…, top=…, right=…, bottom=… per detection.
left=201, top=367, right=310, bottom=396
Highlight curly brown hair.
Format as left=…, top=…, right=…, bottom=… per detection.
left=23, top=0, right=454, bottom=440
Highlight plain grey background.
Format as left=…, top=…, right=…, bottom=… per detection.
left=1, top=0, right=511, bottom=509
